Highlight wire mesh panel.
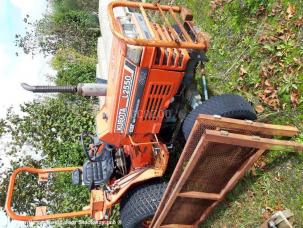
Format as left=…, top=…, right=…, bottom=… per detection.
left=151, top=115, right=303, bottom=227
left=163, top=198, right=213, bottom=225
left=180, top=143, right=255, bottom=194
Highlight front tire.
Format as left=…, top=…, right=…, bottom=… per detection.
left=120, top=180, right=167, bottom=228
left=182, top=94, right=257, bottom=139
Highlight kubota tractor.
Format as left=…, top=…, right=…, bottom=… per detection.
left=5, top=1, right=257, bottom=227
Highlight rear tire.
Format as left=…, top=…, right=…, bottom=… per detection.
left=182, top=94, right=257, bottom=139
left=120, top=180, right=167, bottom=228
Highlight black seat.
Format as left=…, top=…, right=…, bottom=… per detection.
left=83, top=159, right=105, bottom=188
left=82, top=144, right=114, bottom=189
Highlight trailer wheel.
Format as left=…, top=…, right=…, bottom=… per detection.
left=120, top=180, right=167, bottom=228
left=182, top=94, right=257, bottom=139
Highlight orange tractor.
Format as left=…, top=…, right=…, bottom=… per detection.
left=6, top=1, right=258, bottom=227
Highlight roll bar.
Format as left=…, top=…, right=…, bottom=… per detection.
left=107, top=1, right=208, bottom=50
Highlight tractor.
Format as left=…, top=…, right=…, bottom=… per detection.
left=5, top=1, right=257, bottom=227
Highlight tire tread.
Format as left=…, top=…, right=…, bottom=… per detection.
left=120, top=180, right=167, bottom=228
left=182, top=94, right=256, bottom=139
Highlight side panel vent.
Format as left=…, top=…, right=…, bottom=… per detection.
left=143, top=84, right=172, bottom=121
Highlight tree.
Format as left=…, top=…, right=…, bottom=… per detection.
left=0, top=119, right=7, bottom=137
left=7, top=98, right=95, bottom=166
left=1, top=0, right=104, bottom=224
left=51, top=48, right=96, bottom=85
left=50, top=0, right=99, bottom=15
left=16, top=2, right=99, bottom=56
left=0, top=157, right=90, bottom=219
left=0, top=158, right=45, bottom=216
left=0, top=93, right=96, bottom=218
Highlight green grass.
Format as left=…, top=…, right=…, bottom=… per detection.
left=202, top=152, right=303, bottom=227
left=172, top=0, right=303, bottom=226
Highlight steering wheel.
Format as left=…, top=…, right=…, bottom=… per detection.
left=80, top=132, right=103, bottom=162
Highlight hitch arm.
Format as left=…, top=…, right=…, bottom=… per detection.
left=5, top=167, right=90, bottom=221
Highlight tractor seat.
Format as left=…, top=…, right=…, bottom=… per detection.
left=72, top=144, right=114, bottom=189
left=82, top=159, right=105, bottom=188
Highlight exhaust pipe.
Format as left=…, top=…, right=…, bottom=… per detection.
left=21, top=83, right=107, bottom=96
left=21, top=83, right=77, bottom=93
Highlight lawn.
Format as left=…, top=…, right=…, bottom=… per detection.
left=172, top=0, right=303, bottom=227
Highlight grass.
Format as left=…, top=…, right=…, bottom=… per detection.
left=202, top=152, right=303, bottom=227
left=171, top=0, right=303, bottom=226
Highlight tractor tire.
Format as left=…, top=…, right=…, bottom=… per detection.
left=182, top=94, right=257, bottom=139
left=120, top=180, right=167, bottom=228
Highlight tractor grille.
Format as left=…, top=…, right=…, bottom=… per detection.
left=152, top=24, right=188, bottom=71
left=143, top=84, right=172, bottom=121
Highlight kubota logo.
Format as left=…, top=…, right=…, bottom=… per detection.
left=115, top=60, right=136, bottom=133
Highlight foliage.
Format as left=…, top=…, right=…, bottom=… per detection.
left=0, top=159, right=91, bottom=222
left=51, top=48, right=96, bottom=85
left=50, top=0, right=99, bottom=14
left=8, top=98, right=94, bottom=165
left=176, top=0, right=302, bottom=120
left=0, top=158, right=41, bottom=215
left=174, top=0, right=303, bottom=226
left=0, top=93, right=96, bottom=217
left=0, top=119, right=8, bottom=137
left=1, top=0, right=99, bottom=222
left=15, top=0, right=99, bottom=56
